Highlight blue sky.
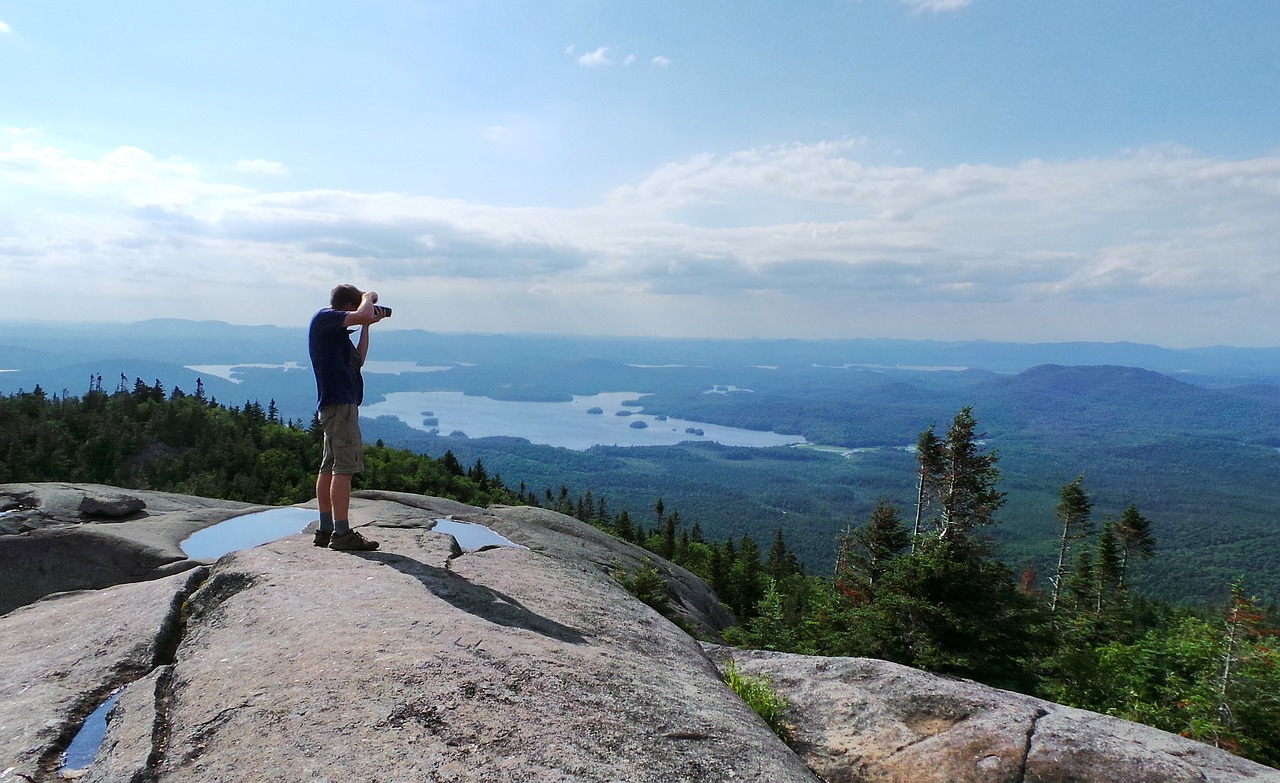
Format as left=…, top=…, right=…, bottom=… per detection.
left=2, top=0, right=1278, bottom=347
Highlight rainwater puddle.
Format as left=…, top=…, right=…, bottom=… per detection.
left=180, top=507, right=316, bottom=560
left=434, top=519, right=526, bottom=551
left=59, top=690, right=121, bottom=776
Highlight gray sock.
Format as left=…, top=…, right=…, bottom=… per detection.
left=319, top=511, right=334, bottom=533
left=335, top=519, right=351, bottom=535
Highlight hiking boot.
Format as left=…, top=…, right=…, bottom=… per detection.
left=329, top=529, right=379, bottom=551
left=313, top=530, right=332, bottom=548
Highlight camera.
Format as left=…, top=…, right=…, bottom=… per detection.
left=374, top=305, right=393, bottom=318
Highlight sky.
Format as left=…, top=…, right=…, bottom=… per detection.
left=2, top=0, right=1278, bottom=348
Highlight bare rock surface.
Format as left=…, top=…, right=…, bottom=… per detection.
left=390, top=493, right=737, bottom=638
left=0, top=483, right=259, bottom=615
left=85, top=501, right=817, bottom=782
left=4, top=484, right=1279, bottom=782
left=703, top=647, right=1280, bottom=783
left=0, top=567, right=208, bottom=781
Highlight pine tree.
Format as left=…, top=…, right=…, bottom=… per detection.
left=912, top=424, right=946, bottom=551
left=835, top=501, right=911, bottom=599
left=613, top=509, right=635, bottom=542
left=1065, top=547, right=1096, bottom=616
left=766, top=528, right=802, bottom=582
left=659, top=512, right=677, bottom=560
left=1051, top=475, right=1093, bottom=613
left=916, top=407, right=1004, bottom=544
left=1115, top=504, right=1156, bottom=591
left=1094, top=520, right=1124, bottom=619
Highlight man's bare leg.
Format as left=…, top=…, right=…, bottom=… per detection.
left=317, top=471, right=352, bottom=521
left=316, top=471, right=334, bottom=515
left=322, top=471, right=377, bottom=550
left=329, top=472, right=352, bottom=526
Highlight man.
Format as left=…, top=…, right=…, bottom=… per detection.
left=309, top=284, right=387, bottom=551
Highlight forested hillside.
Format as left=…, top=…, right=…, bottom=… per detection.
left=362, top=359, right=1280, bottom=608
left=0, top=380, right=517, bottom=510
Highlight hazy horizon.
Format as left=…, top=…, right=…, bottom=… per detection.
left=7, top=317, right=1280, bottom=354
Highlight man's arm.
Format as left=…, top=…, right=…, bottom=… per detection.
left=342, top=291, right=384, bottom=328
left=354, top=324, right=371, bottom=366
left=343, top=291, right=383, bottom=366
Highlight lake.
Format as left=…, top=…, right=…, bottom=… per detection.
left=361, top=391, right=807, bottom=451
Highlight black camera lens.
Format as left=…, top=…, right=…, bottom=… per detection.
left=375, top=306, right=392, bottom=318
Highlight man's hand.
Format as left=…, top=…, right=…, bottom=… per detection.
left=344, top=291, right=384, bottom=327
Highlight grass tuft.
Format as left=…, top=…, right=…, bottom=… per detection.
left=722, top=657, right=791, bottom=742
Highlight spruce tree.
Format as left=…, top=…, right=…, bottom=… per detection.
left=1051, top=475, right=1094, bottom=613
left=835, top=501, right=911, bottom=598
left=916, top=406, right=1004, bottom=544
left=1114, top=504, right=1156, bottom=591
left=912, top=424, right=946, bottom=551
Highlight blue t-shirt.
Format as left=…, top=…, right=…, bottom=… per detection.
left=309, top=308, right=363, bottom=409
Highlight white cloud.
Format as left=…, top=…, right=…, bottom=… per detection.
left=578, top=47, right=611, bottom=67
left=235, top=159, right=289, bottom=176
left=0, top=129, right=247, bottom=208
left=0, top=20, right=12, bottom=34
left=901, top=0, right=972, bottom=13
left=5, top=130, right=1280, bottom=345
left=652, top=55, right=671, bottom=67
left=624, top=53, right=636, bottom=66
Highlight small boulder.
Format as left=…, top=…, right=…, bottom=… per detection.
left=78, top=492, right=147, bottom=519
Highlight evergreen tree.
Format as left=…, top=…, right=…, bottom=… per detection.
left=1065, top=547, right=1096, bottom=616
left=724, top=579, right=798, bottom=652
left=1051, top=475, right=1094, bottom=613
left=441, top=450, right=465, bottom=477
left=766, top=528, right=802, bottom=582
left=915, top=407, right=1004, bottom=544
left=1115, top=504, right=1156, bottom=591
left=613, top=509, right=635, bottom=542
left=1094, top=520, right=1125, bottom=620
left=834, top=501, right=911, bottom=600
left=912, top=424, right=946, bottom=551
left=659, top=512, right=678, bottom=560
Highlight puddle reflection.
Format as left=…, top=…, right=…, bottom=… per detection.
left=180, top=507, right=316, bottom=560
left=60, top=690, right=120, bottom=775
left=434, top=519, right=527, bottom=551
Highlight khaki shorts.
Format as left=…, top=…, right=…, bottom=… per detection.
left=319, top=404, right=364, bottom=475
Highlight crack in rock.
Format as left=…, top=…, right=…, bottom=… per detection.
left=185, top=569, right=258, bottom=623
left=1017, top=707, right=1049, bottom=783
left=31, top=568, right=210, bottom=782
left=151, top=567, right=210, bottom=669
left=130, top=665, right=177, bottom=783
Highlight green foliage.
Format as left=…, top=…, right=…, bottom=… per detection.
left=1051, top=475, right=1095, bottom=613
left=723, top=579, right=799, bottom=652
left=1044, top=600, right=1280, bottom=766
left=721, top=657, right=791, bottom=742
left=932, top=407, right=1005, bottom=542
left=611, top=558, right=674, bottom=617
left=0, top=384, right=518, bottom=508
left=824, top=536, right=1049, bottom=691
